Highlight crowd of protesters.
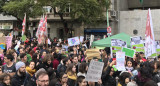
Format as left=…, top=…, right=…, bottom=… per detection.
left=0, top=37, right=160, bottom=86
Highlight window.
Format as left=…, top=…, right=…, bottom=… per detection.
left=43, top=6, right=52, bottom=13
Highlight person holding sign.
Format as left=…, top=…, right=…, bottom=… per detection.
left=102, top=60, right=118, bottom=86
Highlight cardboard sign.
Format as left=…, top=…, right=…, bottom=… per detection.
left=86, top=60, right=104, bottom=82
left=0, top=37, right=6, bottom=43
left=122, top=48, right=135, bottom=58
left=86, top=49, right=101, bottom=60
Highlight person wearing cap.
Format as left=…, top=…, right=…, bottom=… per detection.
left=11, top=61, right=28, bottom=86
left=2, top=54, right=16, bottom=77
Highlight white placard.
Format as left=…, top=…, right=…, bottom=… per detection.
left=80, top=36, right=84, bottom=43
left=130, top=36, right=143, bottom=46
left=86, top=60, right=104, bottom=82
left=116, top=51, right=126, bottom=71
left=111, top=39, right=127, bottom=47
left=68, top=37, right=80, bottom=46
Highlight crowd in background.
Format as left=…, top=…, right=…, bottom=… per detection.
left=0, top=37, right=160, bottom=86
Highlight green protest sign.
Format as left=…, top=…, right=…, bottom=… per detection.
left=131, top=44, right=145, bottom=52
left=122, top=48, right=135, bottom=58
left=21, top=35, right=26, bottom=42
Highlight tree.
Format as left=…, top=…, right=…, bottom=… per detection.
left=1, top=0, right=44, bottom=36
left=38, top=0, right=111, bottom=38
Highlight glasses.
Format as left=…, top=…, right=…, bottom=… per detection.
left=38, top=80, right=49, bottom=83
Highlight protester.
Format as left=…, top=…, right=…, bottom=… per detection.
left=0, top=73, right=11, bottom=86
left=76, top=76, right=87, bottom=86
left=2, top=54, right=16, bottom=77
left=36, top=69, right=49, bottom=86
left=11, top=61, right=28, bottom=86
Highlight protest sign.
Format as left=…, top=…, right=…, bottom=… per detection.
left=80, top=36, right=84, bottom=43
left=90, top=35, right=94, bottom=46
left=21, top=35, right=26, bottom=42
left=14, top=41, right=21, bottom=51
left=86, top=49, right=100, bottom=59
left=116, top=51, right=126, bottom=71
left=131, top=36, right=145, bottom=52
left=86, top=60, right=104, bottom=82
left=68, top=37, right=80, bottom=46
left=5, top=36, right=12, bottom=50
left=111, top=39, right=126, bottom=58
left=122, top=48, right=135, bottom=58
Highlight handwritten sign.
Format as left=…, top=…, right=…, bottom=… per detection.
left=111, top=39, right=127, bottom=47
left=131, top=36, right=144, bottom=52
left=122, top=48, right=135, bottom=58
left=5, top=36, right=12, bottom=50
left=116, top=51, right=126, bottom=71
left=86, top=60, right=104, bottom=82
left=68, top=37, right=80, bottom=46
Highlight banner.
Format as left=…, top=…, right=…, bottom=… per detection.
left=116, top=51, right=126, bottom=71
left=68, top=37, right=80, bottom=46
left=122, top=48, right=135, bottom=58
left=80, top=36, right=84, bottom=43
left=145, top=8, right=156, bottom=58
left=0, top=43, right=5, bottom=49
left=86, top=60, right=104, bottom=82
left=90, top=35, right=94, bottom=46
left=5, top=36, right=12, bottom=50
left=131, top=36, right=144, bottom=52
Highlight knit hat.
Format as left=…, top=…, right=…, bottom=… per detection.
left=16, top=61, right=25, bottom=71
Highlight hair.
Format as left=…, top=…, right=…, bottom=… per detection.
left=47, top=67, right=56, bottom=80
left=79, top=62, right=87, bottom=73
left=32, top=53, right=38, bottom=61
left=20, top=53, right=26, bottom=59
left=59, top=72, right=66, bottom=80
left=42, top=54, right=52, bottom=63
left=36, top=70, right=48, bottom=80
left=66, top=63, right=75, bottom=75
left=72, top=55, right=78, bottom=59
left=6, top=54, right=14, bottom=61
left=158, top=55, right=160, bottom=59
left=126, top=59, right=133, bottom=66
left=77, top=76, right=85, bottom=85
left=63, top=57, right=69, bottom=65
left=0, top=73, right=11, bottom=83
left=119, top=72, right=131, bottom=85
left=104, top=47, right=110, bottom=56
left=144, top=80, right=158, bottom=86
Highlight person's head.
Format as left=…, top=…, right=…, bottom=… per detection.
left=36, top=70, right=49, bottom=86
left=109, top=67, right=115, bottom=76
left=63, top=57, right=71, bottom=66
left=0, top=73, right=11, bottom=86
left=59, top=72, right=68, bottom=83
left=119, top=72, right=131, bottom=85
left=158, top=55, right=160, bottom=61
left=104, top=47, right=111, bottom=58
left=79, top=62, right=88, bottom=73
left=139, top=52, right=144, bottom=58
left=42, top=51, right=47, bottom=57
left=20, top=53, right=27, bottom=62
left=16, top=61, right=26, bottom=76
left=4, top=54, right=14, bottom=63
left=66, top=63, right=76, bottom=74
left=32, top=53, right=39, bottom=61
left=72, top=55, right=78, bottom=65
left=93, top=57, right=99, bottom=61
left=126, top=60, right=133, bottom=67
left=77, top=76, right=87, bottom=86
left=144, top=80, right=158, bottom=86
left=19, top=48, right=24, bottom=54
left=29, top=61, right=35, bottom=70
left=43, top=54, right=52, bottom=65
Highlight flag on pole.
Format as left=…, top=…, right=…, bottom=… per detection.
left=22, top=13, right=26, bottom=36
left=145, top=8, right=156, bottom=58
left=41, top=15, right=48, bottom=37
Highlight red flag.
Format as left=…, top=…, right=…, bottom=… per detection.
left=145, top=8, right=156, bottom=58
left=41, top=15, right=48, bottom=37
left=22, top=13, right=26, bottom=36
